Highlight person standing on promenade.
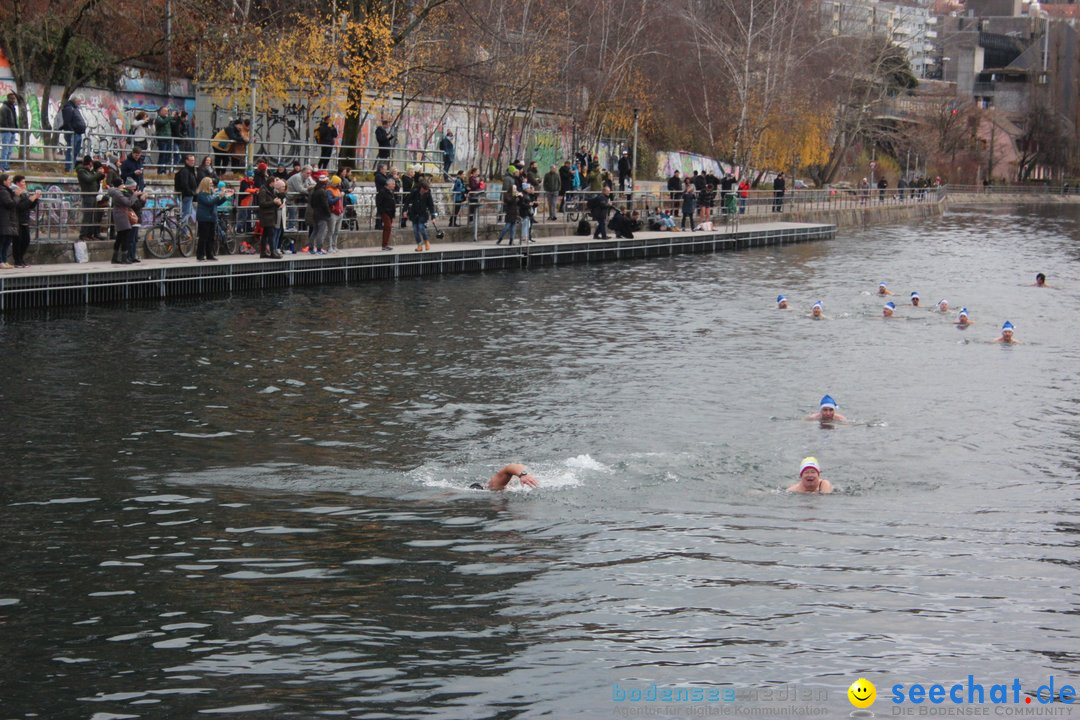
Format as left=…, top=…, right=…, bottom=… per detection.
left=542, top=164, right=560, bottom=221
left=467, top=167, right=483, bottom=225
left=588, top=188, right=612, bottom=239
left=76, top=156, right=106, bottom=242
left=11, top=175, right=41, bottom=268
left=681, top=179, right=697, bottom=230
left=121, top=148, right=146, bottom=191
left=439, top=131, right=455, bottom=181
left=376, top=176, right=397, bottom=251
left=496, top=186, right=520, bottom=245
left=0, top=93, right=19, bottom=171
left=737, top=177, right=750, bottom=214
left=257, top=178, right=285, bottom=258
left=470, top=463, right=540, bottom=491
left=375, top=117, right=395, bottom=168
left=408, top=179, right=436, bottom=252
left=787, top=457, right=833, bottom=494
left=108, top=178, right=147, bottom=264
left=315, top=116, right=337, bottom=170
left=194, top=177, right=232, bottom=261
left=772, top=172, right=786, bottom=213
left=155, top=107, right=175, bottom=173
left=618, top=150, right=632, bottom=191
left=667, top=170, right=682, bottom=215
left=59, top=97, right=87, bottom=171
left=0, top=174, right=17, bottom=268
left=450, top=170, right=467, bottom=226
left=307, top=172, right=331, bottom=254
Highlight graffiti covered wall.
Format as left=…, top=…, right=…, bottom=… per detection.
left=655, top=150, right=734, bottom=180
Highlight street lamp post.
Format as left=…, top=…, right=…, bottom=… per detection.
left=248, top=61, right=258, bottom=170
left=632, top=107, right=640, bottom=188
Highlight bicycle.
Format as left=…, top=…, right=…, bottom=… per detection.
left=143, top=201, right=195, bottom=258
left=214, top=208, right=237, bottom=255
left=563, top=193, right=585, bottom=222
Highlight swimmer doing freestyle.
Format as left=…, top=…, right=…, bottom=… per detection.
left=470, top=463, right=540, bottom=491
left=806, top=394, right=847, bottom=423
left=787, top=457, right=833, bottom=494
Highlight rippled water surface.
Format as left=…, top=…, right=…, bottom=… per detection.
left=2, top=205, right=1079, bottom=718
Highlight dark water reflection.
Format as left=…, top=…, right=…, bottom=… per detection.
left=2, top=204, right=1080, bottom=718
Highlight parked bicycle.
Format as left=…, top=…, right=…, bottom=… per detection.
left=143, top=201, right=195, bottom=258
left=215, top=208, right=237, bottom=255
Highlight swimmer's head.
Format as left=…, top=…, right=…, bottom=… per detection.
left=777, top=294, right=788, bottom=308
left=883, top=301, right=895, bottom=316
left=910, top=291, right=920, bottom=306
left=800, top=456, right=821, bottom=478
left=958, top=307, right=970, bottom=324
left=878, top=282, right=888, bottom=294
left=1036, top=273, right=1046, bottom=286
left=1002, top=320, right=1014, bottom=339
left=811, top=300, right=823, bottom=316
left=819, top=395, right=837, bottom=421
left=468, top=482, right=485, bottom=490
left=938, top=299, right=949, bottom=312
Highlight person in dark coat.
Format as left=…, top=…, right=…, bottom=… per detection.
left=558, top=160, right=573, bottom=211
left=315, top=116, right=337, bottom=170
left=617, top=150, right=632, bottom=191
left=76, top=155, right=106, bottom=241
left=120, top=149, right=146, bottom=191
left=0, top=173, right=18, bottom=268
left=307, top=173, right=332, bottom=253
left=772, top=172, right=786, bottom=212
left=667, top=171, right=682, bottom=216
left=11, top=175, right=41, bottom=268
left=60, top=97, right=87, bottom=171
left=108, top=178, right=148, bottom=264
left=257, top=178, right=286, bottom=258
left=496, top=187, right=520, bottom=245
left=194, top=176, right=232, bottom=261
left=408, top=181, right=436, bottom=251
left=375, top=118, right=395, bottom=168
left=0, top=92, right=18, bottom=171
left=376, top=176, right=397, bottom=251
left=681, top=181, right=697, bottom=230
left=438, top=131, right=455, bottom=180
left=587, top=190, right=612, bottom=239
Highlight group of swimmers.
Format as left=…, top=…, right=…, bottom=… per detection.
left=775, top=272, right=1051, bottom=345
left=782, top=272, right=1054, bottom=493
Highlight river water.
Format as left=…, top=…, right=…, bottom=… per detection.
left=2, top=205, right=1079, bottom=719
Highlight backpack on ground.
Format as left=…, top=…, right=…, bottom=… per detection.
left=575, top=219, right=591, bottom=236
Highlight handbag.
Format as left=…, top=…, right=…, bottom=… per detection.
left=126, top=209, right=138, bottom=225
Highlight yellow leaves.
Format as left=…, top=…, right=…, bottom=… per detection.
left=197, top=11, right=394, bottom=120
left=754, top=105, right=833, bottom=172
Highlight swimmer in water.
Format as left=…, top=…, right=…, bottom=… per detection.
left=910, top=291, right=920, bottom=307
left=1034, top=272, right=1048, bottom=287
left=787, top=457, right=833, bottom=494
left=956, top=307, right=973, bottom=326
left=993, top=320, right=1020, bottom=344
left=808, top=300, right=825, bottom=319
left=777, top=294, right=789, bottom=309
left=806, top=394, right=847, bottom=423
left=469, top=463, right=539, bottom=491
left=937, top=299, right=949, bottom=313
left=877, top=282, right=893, bottom=296
left=883, top=301, right=895, bottom=317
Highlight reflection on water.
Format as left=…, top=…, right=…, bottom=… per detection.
left=2, top=204, right=1080, bottom=717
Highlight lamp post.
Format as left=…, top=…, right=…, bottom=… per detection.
left=248, top=61, right=258, bottom=170
left=632, top=107, right=640, bottom=186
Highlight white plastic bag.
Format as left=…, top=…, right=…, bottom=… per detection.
left=73, top=240, right=89, bottom=263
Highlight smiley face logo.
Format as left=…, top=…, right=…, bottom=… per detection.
left=848, top=678, right=876, bottom=709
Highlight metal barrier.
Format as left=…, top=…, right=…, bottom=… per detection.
left=0, top=127, right=444, bottom=175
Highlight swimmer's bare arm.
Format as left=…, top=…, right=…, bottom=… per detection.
left=487, top=463, right=539, bottom=491
left=818, top=478, right=834, bottom=493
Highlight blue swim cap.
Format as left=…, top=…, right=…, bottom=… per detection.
left=777, top=294, right=786, bottom=304
left=911, top=291, right=920, bottom=299
left=959, top=307, right=969, bottom=317
left=885, top=301, right=895, bottom=310
left=820, top=394, right=837, bottom=409
left=813, top=300, right=823, bottom=309
left=879, top=282, right=887, bottom=288
left=1002, top=321, right=1014, bottom=331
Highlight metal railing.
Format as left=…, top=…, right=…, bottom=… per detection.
left=0, top=127, right=444, bottom=174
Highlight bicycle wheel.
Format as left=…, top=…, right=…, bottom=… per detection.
left=144, top=225, right=176, bottom=259
left=565, top=205, right=580, bottom=222
left=176, top=220, right=195, bottom=257
left=216, top=218, right=236, bottom=255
